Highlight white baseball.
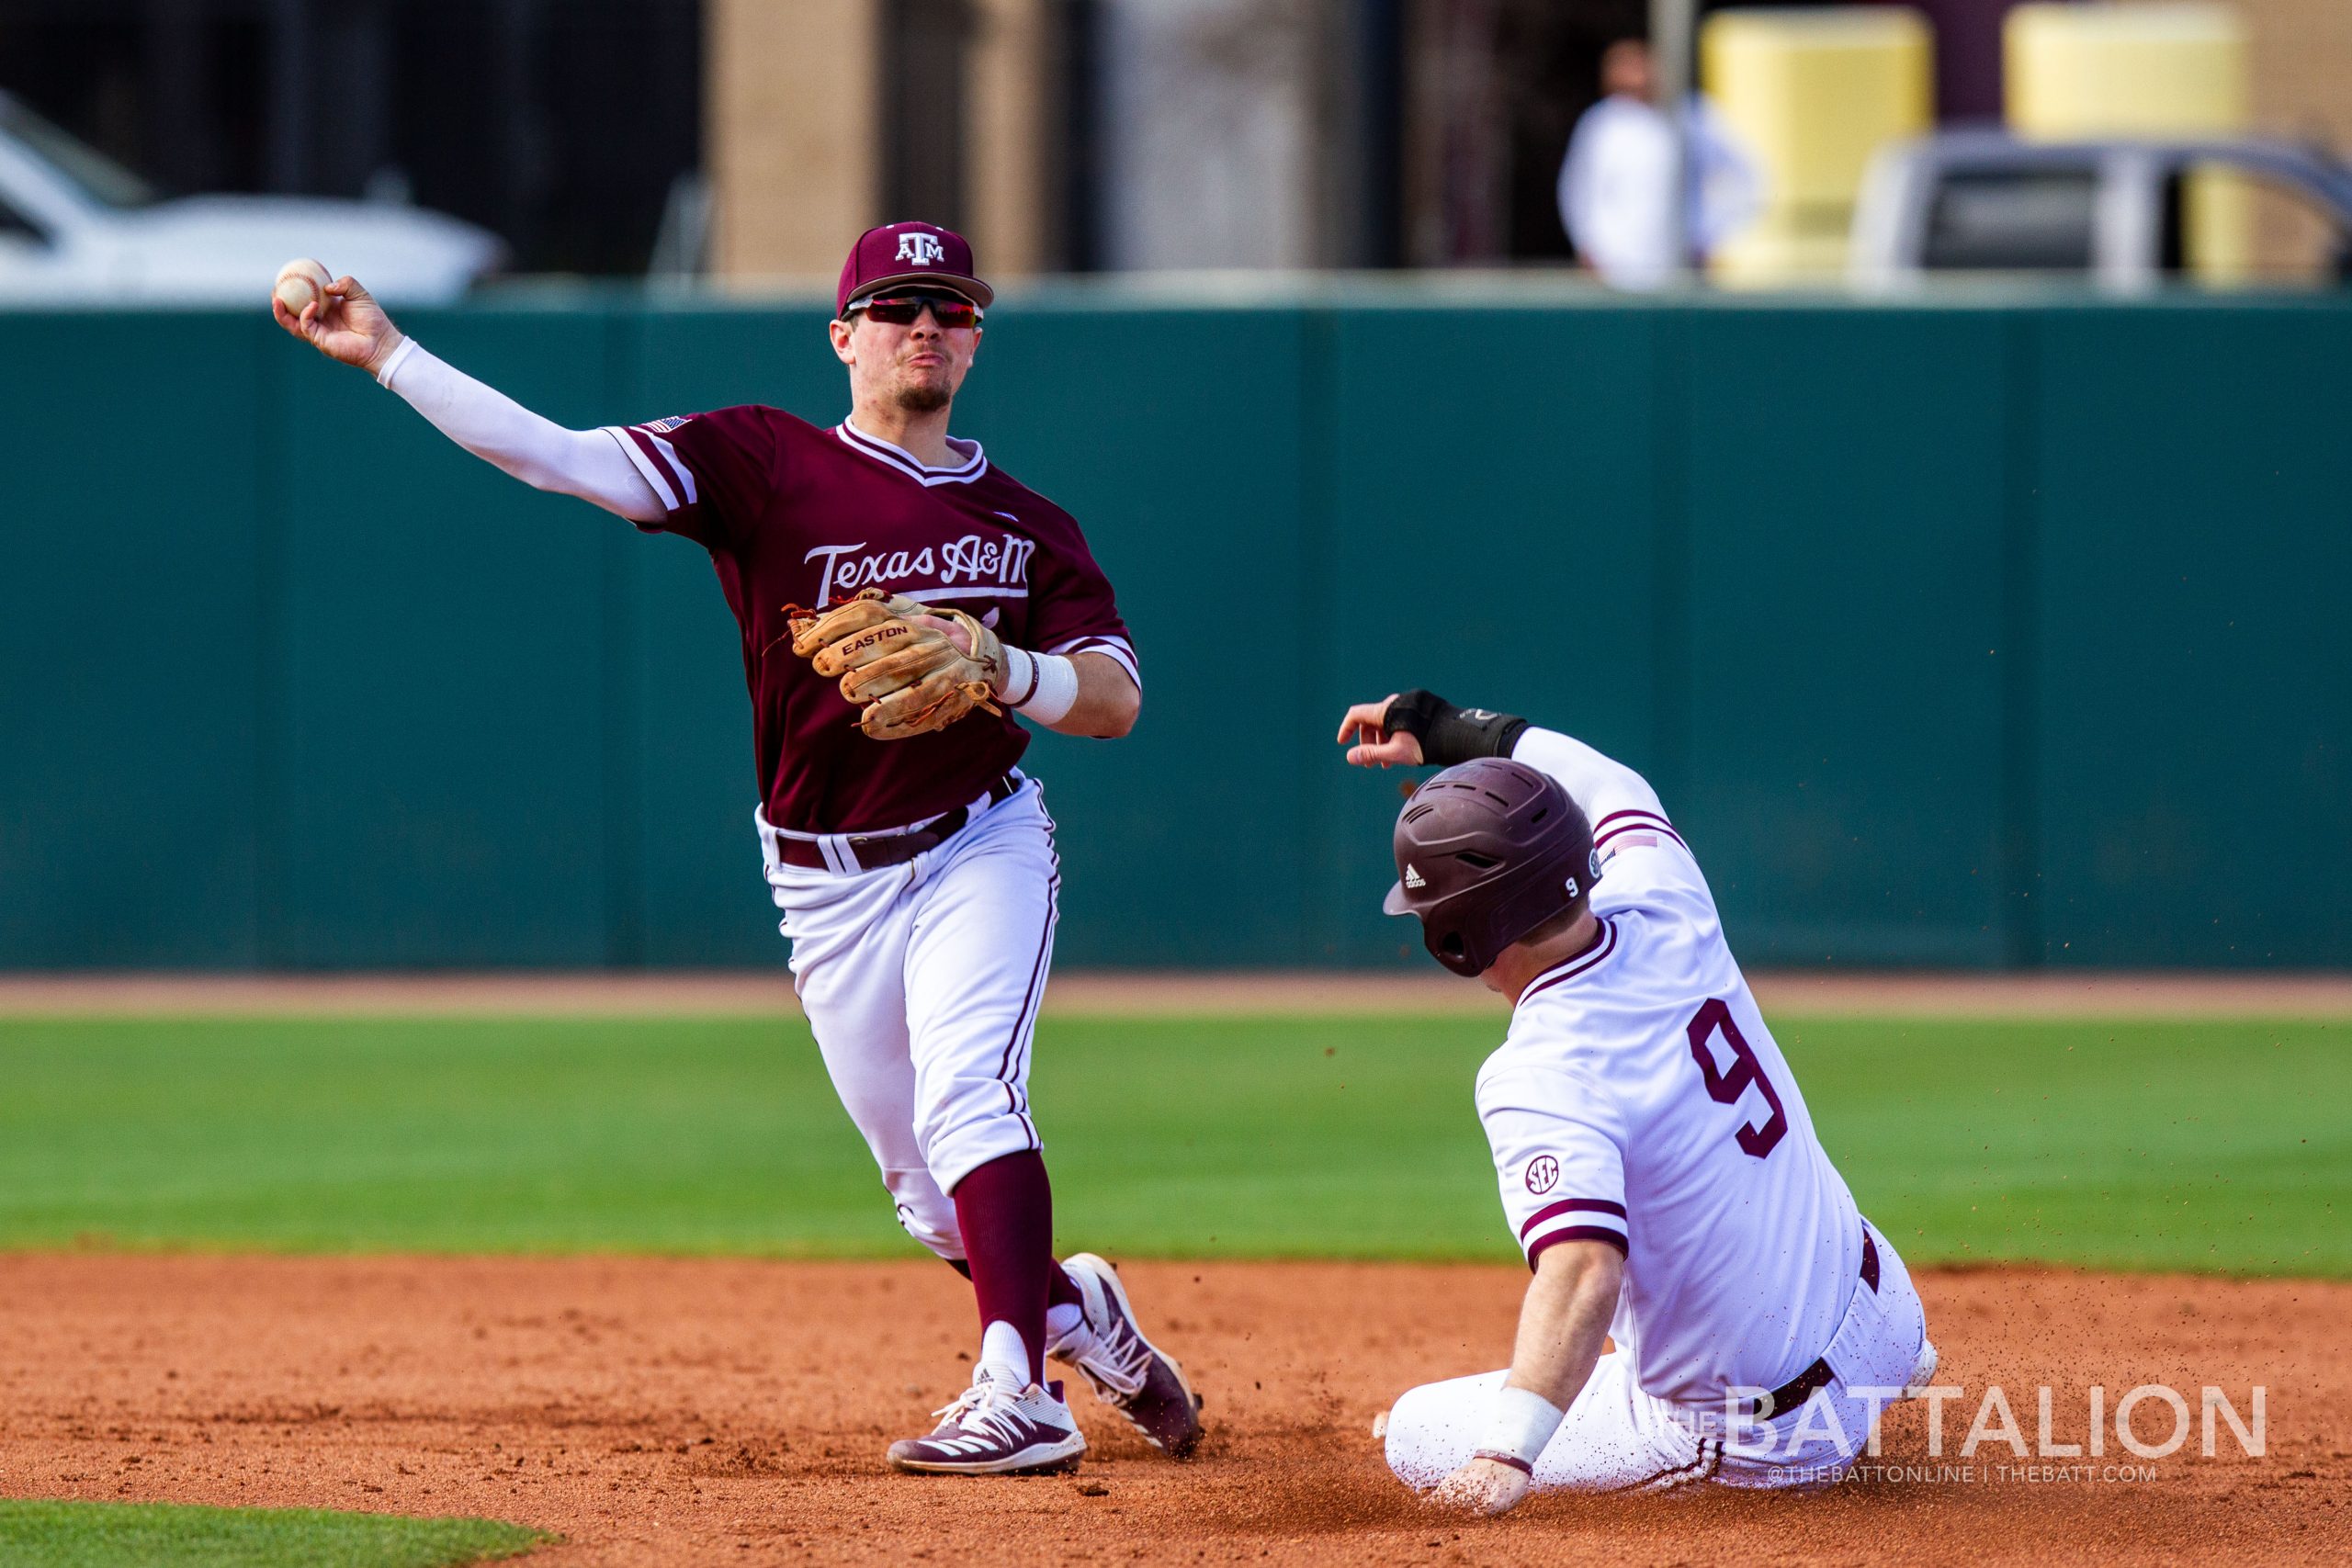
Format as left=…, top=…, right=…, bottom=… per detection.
left=274, top=258, right=333, bottom=319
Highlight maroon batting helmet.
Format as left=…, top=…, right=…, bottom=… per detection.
left=1383, top=759, right=1600, bottom=977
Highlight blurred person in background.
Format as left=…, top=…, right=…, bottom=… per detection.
left=1558, top=39, right=1760, bottom=289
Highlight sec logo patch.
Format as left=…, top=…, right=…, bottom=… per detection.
left=1525, top=1155, right=1560, bottom=1195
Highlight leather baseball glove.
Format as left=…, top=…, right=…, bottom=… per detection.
left=787, top=589, right=1008, bottom=740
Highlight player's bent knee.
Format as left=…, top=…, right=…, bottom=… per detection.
left=919, top=1103, right=1040, bottom=1196
left=882, top=1169, right=965, bottom=1261
left=896, top=1204, right=964, bottom=1261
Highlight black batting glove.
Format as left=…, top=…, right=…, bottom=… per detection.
left=1384, top=689, right=1529, bottom=767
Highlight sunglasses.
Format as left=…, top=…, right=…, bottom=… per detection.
left=854, top=293, right=983, bottom=329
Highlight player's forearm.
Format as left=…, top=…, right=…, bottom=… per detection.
left=1507, top=1243, right=1619, bottom=1405
left=1473, top=1242, right=1621, bottom=1471
left=1030, top=652, right=1138, bottom=739
left=375, top=340, right=664, bottom=523
left=1510, top=725, right=1668, bottom=827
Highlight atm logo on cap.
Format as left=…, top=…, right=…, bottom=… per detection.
left=897, top=232, right=946, bottom=265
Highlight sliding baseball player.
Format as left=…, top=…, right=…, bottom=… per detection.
left=1337, top=689, right=1936, bottom=1512
left=274, top=221, right=1201, bottom=1476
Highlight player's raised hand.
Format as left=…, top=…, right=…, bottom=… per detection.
left=271, top=272, right=404, bottom=377
left=1428, top=1456, right=1532, bottom=1517
left=1338, top=695, right=1426, bottom=769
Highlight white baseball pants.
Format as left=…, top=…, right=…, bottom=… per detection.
left=1384, top=1222, right=1930, bottom=1494
left=759, top=777, right=1059, bottom=1262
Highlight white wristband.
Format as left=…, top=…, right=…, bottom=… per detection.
left=1473, top=1384, right=1565, bottom=1472
left=374, top=335, right=420, bottom=389
left=999, top=648, right=1078, bottom=726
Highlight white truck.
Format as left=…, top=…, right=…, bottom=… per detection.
left=1850, top=129, right=2352, bottom=291
left=0, top=91, right=504, bottom=307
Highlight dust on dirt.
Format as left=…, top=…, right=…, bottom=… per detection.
left=0, top=1255, right=2341, bottom=1565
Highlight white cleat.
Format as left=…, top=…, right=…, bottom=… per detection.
left=887, top=1368, right=1087, bottom=1476
left=1050, top=1253, right=1204, bottom=1458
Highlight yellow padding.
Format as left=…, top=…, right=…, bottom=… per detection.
left=1703, top=7, right=1933, bottom=285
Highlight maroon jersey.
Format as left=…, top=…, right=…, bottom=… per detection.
left=605, top=409, right=1138, bottom=834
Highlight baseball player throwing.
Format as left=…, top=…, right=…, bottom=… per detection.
left=1336, top=690, right=1936, bottom=1513
left=274, top=221, right=1201, bottom=1476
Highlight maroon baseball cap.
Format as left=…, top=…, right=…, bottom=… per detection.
left=836, top=220, right=994, bottom=317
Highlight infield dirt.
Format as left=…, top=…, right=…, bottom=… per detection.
left=0, top=1256, right=2341, bottom=1566
left=6, top=969, right=2351, bottom=1017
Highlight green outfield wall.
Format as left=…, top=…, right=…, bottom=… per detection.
left=3, top=289, right=2346, bottom=970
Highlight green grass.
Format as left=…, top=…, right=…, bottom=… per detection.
left=0, top=1010, right=2343, bottom=1276
left=0, top=1500, right=543, bottom=1568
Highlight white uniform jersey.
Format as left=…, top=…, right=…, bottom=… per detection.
left=1476, top=727, right=1863, bottom=1411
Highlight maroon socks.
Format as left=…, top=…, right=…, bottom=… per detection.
left=1048, top=1256, right=1083, bottom=1310
left=945, top=1252, right=1082, bottom=1306
left=951, top=1150, right=1059, bottom=1385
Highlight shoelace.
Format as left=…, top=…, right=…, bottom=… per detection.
left=1063, top=1319, right=1151, bottom=1402
left=929, top=1380, right=1035, bottom=1447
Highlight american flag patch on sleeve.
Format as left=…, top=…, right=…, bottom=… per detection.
left=639, top=414, right=694, bottom=434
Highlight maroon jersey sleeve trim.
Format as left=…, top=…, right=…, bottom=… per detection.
left=1517, top=1196, right=1630, bottom=1239
left=1592, top=807, right=1689, bottom=855
left=607, top=423, right=699, bottom=511
left=1046, top=633, right=1140, bottom=692
left=1525, top=1225, right=1630, bottom=1268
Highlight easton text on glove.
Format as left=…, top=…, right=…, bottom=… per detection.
left=786, top=589, right=1009, bottom=741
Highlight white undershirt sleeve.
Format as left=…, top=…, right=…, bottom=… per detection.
left=376, top=338, right=664, bottom=524
left=1510, top=726, right=1668, bottom=828
left=1511, top=725, right=1709, bottom=908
